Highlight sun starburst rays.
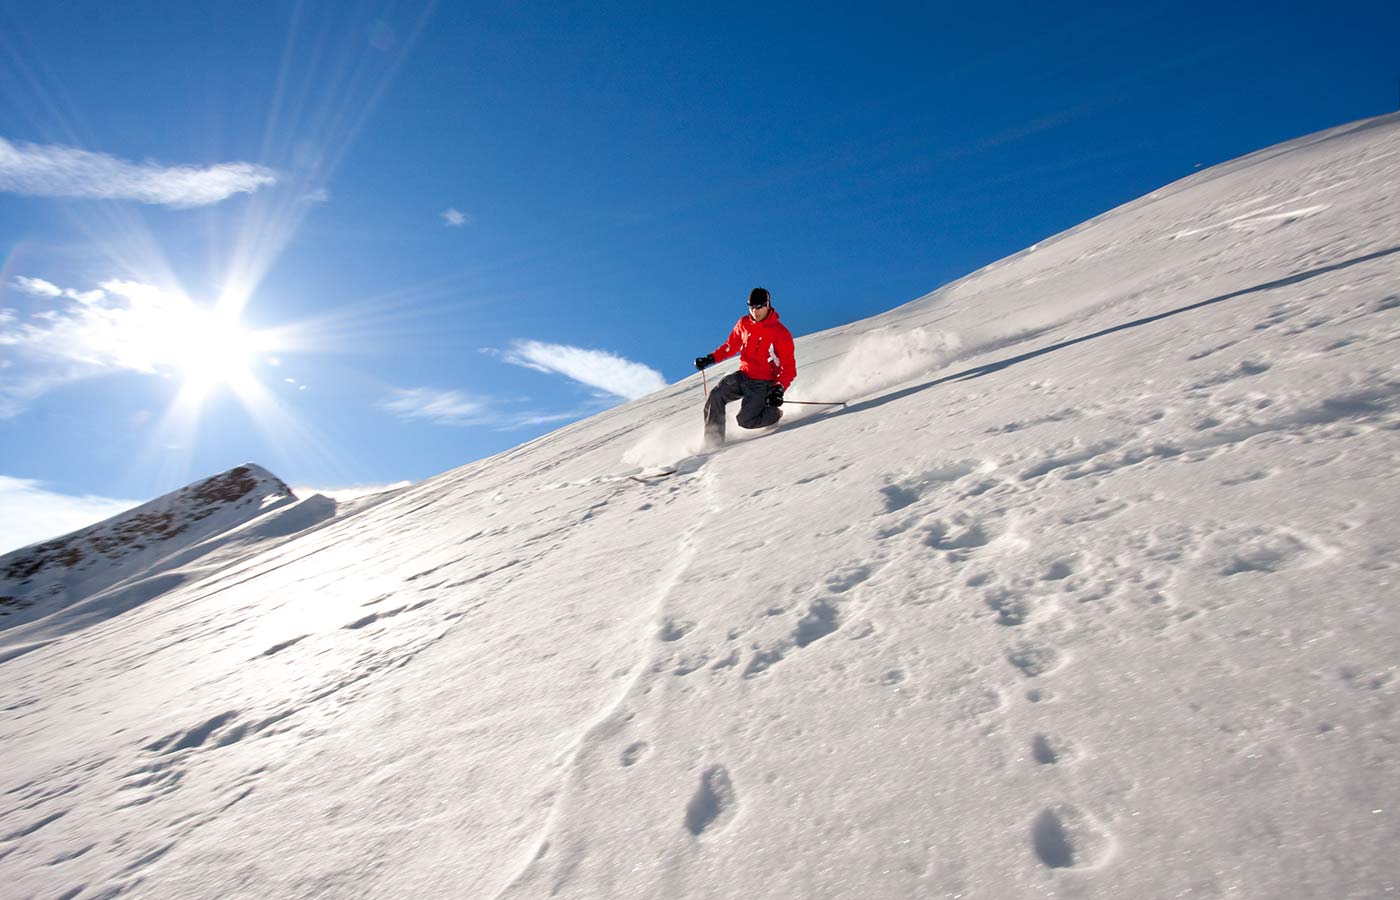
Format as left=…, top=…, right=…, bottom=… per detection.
left=4, top=2, right=444, bottom=485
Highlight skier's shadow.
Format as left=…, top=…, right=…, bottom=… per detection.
left=787, top=244, right=1400, bottom=429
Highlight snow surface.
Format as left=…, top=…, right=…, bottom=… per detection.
left=2, top=114, right=1399, bottom=899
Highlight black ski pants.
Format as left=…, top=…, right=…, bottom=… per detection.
left=704, top=371, right=780, bottom=445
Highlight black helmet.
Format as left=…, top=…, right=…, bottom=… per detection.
left=748, top=287, right=770, bottom=307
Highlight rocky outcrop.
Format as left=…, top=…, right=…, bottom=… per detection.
left=0, top=464, right=297, bottom=629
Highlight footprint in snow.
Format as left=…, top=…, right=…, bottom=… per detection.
left=823, top=563, right=876, bottom=594
left=1031, top=804, right=1112, bottom=869
left=794, top=600, right=840, bottom=647
left=659, top=619, right=695, bottom=642
left=743, top=600, right=842, bottom=678
left=684, top=765, right=737, bottom=837
left=1200, top=526, right=1330, bottom=577
left=879, top=461, right=982, bottom=512
left=1007, top=645, right=1064, bottom=679
left=985, top=589, right=1036, bottom=627
left=1042, top=557, right=1077, bottom=582
left=923, top=517, right=993, bottom=555
left=1030, top=733, right=1075, bottom=765
left=620, top=741, right=649, bottom=767
left=144, top=711, right=242, bottom=755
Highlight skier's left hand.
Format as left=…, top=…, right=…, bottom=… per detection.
left=767, top=384, right=784, bottom=407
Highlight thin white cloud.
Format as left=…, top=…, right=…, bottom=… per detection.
left=10, top=276, right=107, bottom=305
left=2, top=278, right=186, bottom=374
left=0, top=475, right=139, bottom=555
left=497, top=340, right=667, bottom=400
left=67, top=288, right=106, bottom=305
left=380, top=385, right=587, bottom=430
left=381, top=387, right=489, bottom=425
left=13, top=276, right=61, bottom=297
left=0, top=137, right=278, bottom=208
left=441, top=207, right=469, bottom=227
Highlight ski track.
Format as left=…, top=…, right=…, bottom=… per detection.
left=492, top=466, right=722, bottom=898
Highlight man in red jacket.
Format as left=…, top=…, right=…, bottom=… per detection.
left=694, top=287, right=797, bottom=450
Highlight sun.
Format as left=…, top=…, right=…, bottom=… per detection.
left=135, top=299, right=266, bottom=394
left=164, top=306, right=262, bottom=392
left=139, top=287, right=317, bottom=480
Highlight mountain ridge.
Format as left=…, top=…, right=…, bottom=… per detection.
left=0, top=463, right=297, bottom=631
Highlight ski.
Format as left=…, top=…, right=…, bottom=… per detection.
left=630, top=468, right=679, bottom=483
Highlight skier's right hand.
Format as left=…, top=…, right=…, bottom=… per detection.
left=694, top=354, right=715, bottom=371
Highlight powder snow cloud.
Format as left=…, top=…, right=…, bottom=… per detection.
left=0, top=137, right=277, bottom=207
left=293, top=481, right=413, bottom=503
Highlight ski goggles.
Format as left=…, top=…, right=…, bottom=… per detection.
left=748, top=298, right=769, bottom=308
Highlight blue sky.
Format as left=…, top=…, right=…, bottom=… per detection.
left=1, top=0, right=1397, bottom=550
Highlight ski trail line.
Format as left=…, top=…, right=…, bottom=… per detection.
left=488, top=467, right=721, bottom=899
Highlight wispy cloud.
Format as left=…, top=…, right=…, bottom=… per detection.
left=12, top=275, right=106, bottom=304
left=0, top=137, right=278, bottom=208
left=441, top=207, right=469, bottom=227
left=0, top=475, right=139, bottom=555
left=13, top=276, right=61, bottom=298
left=496, top=340, right=666, bottom=400
left=380, top=386, right=586, bottom=430
left=3, top=278, right=189, bottom=374
left=381, top=387, right=489, bottom=426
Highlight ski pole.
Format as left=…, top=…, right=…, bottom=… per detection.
left=785, top=400, right=847, bottom=408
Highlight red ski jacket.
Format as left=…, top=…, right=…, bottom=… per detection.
left=710, top=308, right=797, bottom=390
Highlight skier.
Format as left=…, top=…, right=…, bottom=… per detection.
left=694, top=287, right=796, bottom=450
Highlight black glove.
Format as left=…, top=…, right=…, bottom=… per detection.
left=767, top=383, right=785, bottom=407
left=694, top=354, right=715, bottom=371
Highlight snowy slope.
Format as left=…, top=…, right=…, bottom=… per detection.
left=2, top=115, right=1398, bottom=900
left=0, top=465, right=301, bottom=642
